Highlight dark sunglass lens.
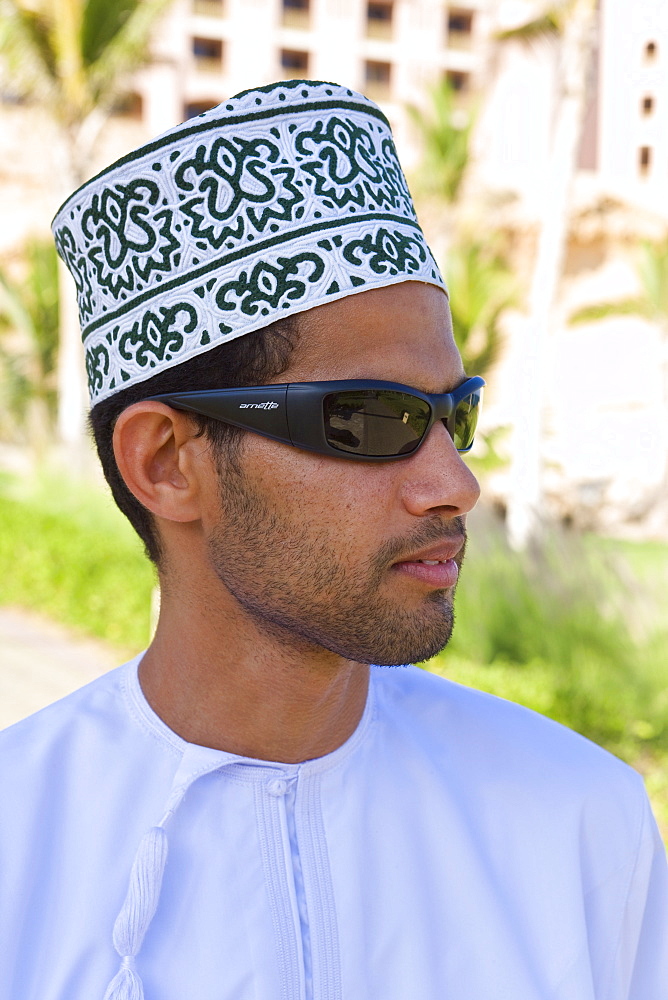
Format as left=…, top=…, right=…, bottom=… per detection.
left=450, top=391, right=481, bottom=452
left=324, top=390, right=431, bottom=456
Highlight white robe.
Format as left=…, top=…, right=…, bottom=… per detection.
left=0, top=655, right=666, bottom=999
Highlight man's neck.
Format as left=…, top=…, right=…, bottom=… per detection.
left=138, top=585, right=370, bottom=763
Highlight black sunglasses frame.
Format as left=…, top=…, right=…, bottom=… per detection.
left=146, top=377, right=485, bottom=461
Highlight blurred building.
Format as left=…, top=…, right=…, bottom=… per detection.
left=131, top=0, right=491, bottom=169
left=0, top=0, right=492, bottom=251
left=3, top=0, right=662, bottom=227
left=476, top=0, right=668, bottom=532
left=477, top=0, right=668, bottom=220
left=1, top=0, right=667, bottom=533
left=129, top=0, right=668, bottom=218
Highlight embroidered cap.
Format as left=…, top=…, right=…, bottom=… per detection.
left=52, top=79, right=446, bottom=406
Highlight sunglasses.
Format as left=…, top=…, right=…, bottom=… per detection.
left=147, top=376, right=485, bottom=461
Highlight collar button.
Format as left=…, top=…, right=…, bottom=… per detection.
left=267, top=778, right=288, bottom=797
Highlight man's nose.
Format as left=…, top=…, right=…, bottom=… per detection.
left=399, top=419, right=481, bottom=518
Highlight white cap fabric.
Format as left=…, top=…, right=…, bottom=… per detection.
left=52, top=79, right=445, bottom=405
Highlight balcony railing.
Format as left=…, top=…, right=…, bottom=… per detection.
left=446, top=28, right=473, bottom=51
left=280, top=66, right=310, bottom=80
left=193, top=0, right=225, bottom=16
left=366, top=19, right=393, bottom=41
left=194, top=55, right=223, bottom=74
left=364, top=81, right=391, bottom=102
left=281, top=8, right=310, bottom=29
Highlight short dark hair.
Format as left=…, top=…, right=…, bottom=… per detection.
left=89, top=316, right=300, bottom=565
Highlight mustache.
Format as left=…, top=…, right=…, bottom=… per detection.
left=372, top=515, right=468, bottom=570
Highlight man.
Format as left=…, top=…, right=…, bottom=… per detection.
left=1, top=80, right=666, bottom=999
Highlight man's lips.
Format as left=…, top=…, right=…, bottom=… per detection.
left=395, top=537, right=465, bottom=564
left=391, top=536, right=465, bottom=588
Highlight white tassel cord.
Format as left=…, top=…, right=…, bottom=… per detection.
left=101, top=756, right=227, bottom=999
left=102, top=957, right=144, bottom=1000
left=103, top=826, right=169, bottom=1000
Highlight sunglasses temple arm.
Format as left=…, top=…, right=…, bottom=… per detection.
left=149, top=387, right=293, bottom=443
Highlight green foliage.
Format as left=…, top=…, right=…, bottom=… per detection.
left=568, top=236, right=668, bottom=329
left=0, top=0, right=173, bottom=102
left=445, top=237, right=518, bottom=377
left=429, top=511, right=668, bottom=759
left=81, top=0, right=143, bottom=67
left=637, top=237, right=668, bottom=324
left=0, top=474, right=154, bottom=650
left=444, top=238, right=517, bottom=475
left=568, top=297, right=649, bottom=326
left=0, top=0, right=174, bottom=160
left=79, top=0, right=175, bottom=109
left=407, top=77, right=517, bottom=395
left=464, top=423, right=510, bottom=479
left=495, top=9, right=562, bottom=45
left=494, top=1, right=589, bottom=45
left=0, top=240, right=59, bottom=440
left=406, top=79, right=474, bottom=203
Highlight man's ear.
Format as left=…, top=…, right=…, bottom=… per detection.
left=113, top=402, right=206, bottom=523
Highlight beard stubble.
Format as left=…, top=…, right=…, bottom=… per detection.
left=208, top=456, right=465, bottom=666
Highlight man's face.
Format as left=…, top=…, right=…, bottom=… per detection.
left=202, top=281, right=481, bottom=665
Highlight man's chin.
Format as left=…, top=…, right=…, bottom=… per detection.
left=370, top=635, right=453, bottom=667
left=353, top=604, right=455, bottom=667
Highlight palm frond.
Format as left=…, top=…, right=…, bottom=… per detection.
left=0, top=340, right=34, bottom=426
left=568, top=238, right=668, bottom=328
left=406, top=79, right=475, bottom=203
left=0, top=240, right=59, bottom=381
left=568, top=298, right=650, bottom=326
left=0, top=270, right=35, bottom=340
left=0, top=240, right=59, bottom=432
left=81, top=0, right=138, bottom=67
left=638, top=239, right=668, bottom=322
left=85, top=0, right=173, bottom=105
left=1, top=0, right=173, bottom=118
left=51, top=0, right=92, bottom=113
left=495, top=10, right=562, bottom=44
left=24, top=240, right=59, bottom=375
left=0, top=1, right=59, bottom=98
left=445, top=239, right=518, bottom=377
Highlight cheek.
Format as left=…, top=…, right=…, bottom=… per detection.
left=245, top=440, right=397, bottom=537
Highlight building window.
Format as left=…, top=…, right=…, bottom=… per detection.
left=445, top=69, right=470, bottom=93
left=282, top=0, right=310, bottom=29
left=111, top=91, right=144, bottom=119
left=447, top=8, right=474, bottom=49
left=366, top=2, right=393, bottom=40
left=364, top=60, right=392, bottom=101
left=193, top=0, right=225, bottom=15
left=184, top=100, right=217, bottom=120
left=280, top=48, right=310, bottom=78
left=641, top=95, right=655, bottom=116
left=639, top=146, right=652, bottom=175
left=644, top=41, right=657, bottom=61
left=192, top=36, right=224, bottom=72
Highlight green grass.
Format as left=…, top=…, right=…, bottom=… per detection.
left=430, top=515, right=668, bottom=757
left=0, top=471, right=155, bottom=651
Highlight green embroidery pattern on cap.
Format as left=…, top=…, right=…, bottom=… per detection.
left=52, top=80, right=445, bottom=404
